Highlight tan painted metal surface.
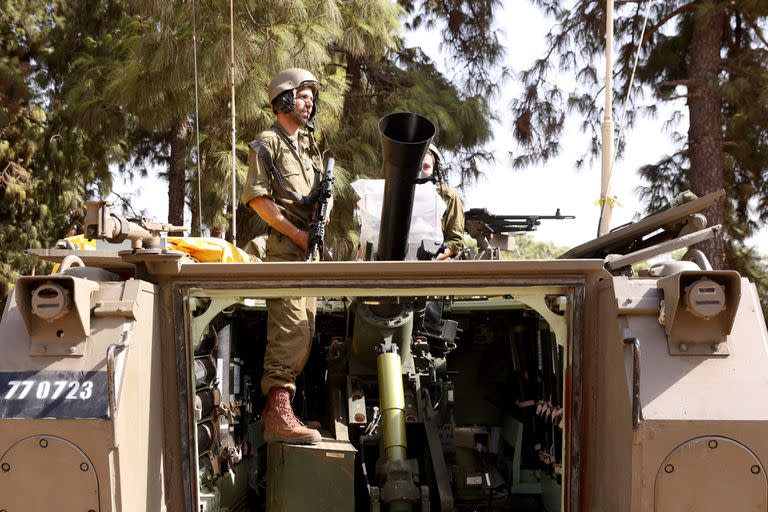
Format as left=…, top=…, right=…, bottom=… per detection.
left=4, top=247, right=768, bottom=511
left=0, top=278, right=166, bottom=511
left=654, top=436, right=766, bottom=511
left=585, top=274, right=768, bottom=512
left=0, top=434, right=99, bottom=511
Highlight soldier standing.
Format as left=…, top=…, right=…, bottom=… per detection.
left=420, top=144, right=465, bottom=260
left=242, top=68, right=328, bottom=444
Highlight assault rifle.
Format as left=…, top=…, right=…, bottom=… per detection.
left=307, top=157, right=335, bottom=261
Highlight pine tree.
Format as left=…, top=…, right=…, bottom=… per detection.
left=510, top=0, right=768, bottom=288
left=67, top=0, right=356, bottom=236
left=1, top=0, right=504, bottom=303
left=0, top=1, right=120, bottom=307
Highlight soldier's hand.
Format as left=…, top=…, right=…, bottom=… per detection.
left=435, top=247, right=455, bottom=261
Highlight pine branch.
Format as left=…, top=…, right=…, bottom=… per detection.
left=721, top=63, right=750, bottom=78
left=640, top=1, right=699, bottom=46
left=660, top=79, right=695, bottom=88
left=743, top=16, right=768, bottom=48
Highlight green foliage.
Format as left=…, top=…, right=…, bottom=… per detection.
left=727, top=243, right=768, bottom=317
left=1, top=0, right=502, bottom=302
left=499, top=235, right=569, bottom=260
left=0, top=1, right=116, bottom=306
left=402, top=0, right=507, bottom=96
left=511, top=0, right=768, bottom=297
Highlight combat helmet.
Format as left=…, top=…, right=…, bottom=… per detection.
left=268, top=68, right=320, bottom=121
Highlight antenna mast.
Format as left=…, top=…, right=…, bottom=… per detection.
left=192, top=0, right=203, bottom=236
left=229, top=0, right=237, bottom=243
left=598, top=0, right=615, bottom=237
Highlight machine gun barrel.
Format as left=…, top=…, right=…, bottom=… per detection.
left=377, top=112, right=435, bottom=261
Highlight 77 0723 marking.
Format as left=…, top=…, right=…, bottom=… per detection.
left=4, top=380, right=94, bottom=400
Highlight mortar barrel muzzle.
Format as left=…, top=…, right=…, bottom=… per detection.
left=377, top=112, right=435, bottom=261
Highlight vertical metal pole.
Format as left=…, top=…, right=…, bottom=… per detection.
left=598, top=0, right=615, bottom=237
left=229, top=0, right=237, bottom=244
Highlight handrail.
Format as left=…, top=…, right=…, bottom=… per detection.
left=624, top=337, right=642, bottom=429
left=106, top=325, right=133, bottom=437
left=58, top=254, right=85, bottom=273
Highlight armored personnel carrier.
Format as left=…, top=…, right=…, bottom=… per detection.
left=1, top=113, right=766, bottom=512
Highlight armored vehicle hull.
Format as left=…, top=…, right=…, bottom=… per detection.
left=1, top=251, right=766, bottom=511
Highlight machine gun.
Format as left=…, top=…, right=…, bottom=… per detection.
left=465, top=208, right=575, bottom=236
left=307, top=157, right=335, bottom=261
left=465, top=208, right=574, bottom=259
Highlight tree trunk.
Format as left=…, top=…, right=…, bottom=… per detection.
left=168, top=119, right=190, bottom=227
left=687, top=2, right=725, bottom=268
left=189, top=149, right=204, bottom=237
left=343, top=55, right=363, bottom=121
left=189, top=192, right=200, bottom=237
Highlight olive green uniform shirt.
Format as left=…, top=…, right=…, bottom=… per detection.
left=241, top=122, right=323, bottom=230
left=438, top=185, right=465, bottom=256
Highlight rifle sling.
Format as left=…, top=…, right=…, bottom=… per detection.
left=249, top=139, right=319, bottom=207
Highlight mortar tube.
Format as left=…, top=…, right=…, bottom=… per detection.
left=376, top=112, right=435, bottom=261
left=377, top=350, right=407, bottom=462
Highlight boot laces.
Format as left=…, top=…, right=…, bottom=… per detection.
left=275, top=391, right=305, bottom=428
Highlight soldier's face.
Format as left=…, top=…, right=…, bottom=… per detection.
left=293, top=87, right=315, bottom=125
left=421, top=151, right=435, bottom=178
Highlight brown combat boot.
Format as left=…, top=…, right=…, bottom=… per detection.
left=262, top=387, right=321, bottom=444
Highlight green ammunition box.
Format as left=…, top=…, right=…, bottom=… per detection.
left=266, top=439, right=357, bottom=511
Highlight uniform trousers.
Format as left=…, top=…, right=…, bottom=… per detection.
left=261, top=230, right=316, bottom=395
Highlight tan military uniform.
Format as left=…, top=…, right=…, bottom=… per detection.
left=242, top=122, right=322, bottom=395
left=438, top=184, right=465, bottom=256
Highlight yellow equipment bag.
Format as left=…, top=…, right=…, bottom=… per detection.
left=62, top=235, right=97, bottom=250
left=167, top=237, right=258, bottom=263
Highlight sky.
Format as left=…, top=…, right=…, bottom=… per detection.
left=110, top=1, right=768, bottom=254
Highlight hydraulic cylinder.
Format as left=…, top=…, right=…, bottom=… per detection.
left=377, top=351, right=407, bottom=462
